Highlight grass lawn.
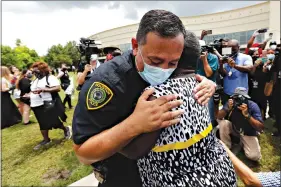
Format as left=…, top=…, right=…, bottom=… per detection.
left=1, top=72, right=280, bottom=186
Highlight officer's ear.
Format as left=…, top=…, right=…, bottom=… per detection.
left=131, top=38, right=138, bottom=56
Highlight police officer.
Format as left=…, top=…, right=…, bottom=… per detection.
left=73, top=10, right=216, bottom=187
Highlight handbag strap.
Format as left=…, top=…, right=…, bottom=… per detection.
left=46, top=74, right=59, bottom=100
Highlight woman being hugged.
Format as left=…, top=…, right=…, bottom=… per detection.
left=122, top=30, right=237, bottom=187
left=29, top=62, right=72, bottom=150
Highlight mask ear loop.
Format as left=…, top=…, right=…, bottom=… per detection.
left=135, top=47, right=146, bottom=72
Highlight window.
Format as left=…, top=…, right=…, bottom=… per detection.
left=201, top=30, right=265, bottom=46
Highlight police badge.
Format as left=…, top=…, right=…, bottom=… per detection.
left=86, top=82, right=114, bottom=110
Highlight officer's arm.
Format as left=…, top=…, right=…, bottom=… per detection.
left=119, top=96, right=161, bottom=159
left=73, top=116, right=140, bottom=164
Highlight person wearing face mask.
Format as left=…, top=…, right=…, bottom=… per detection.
left=57, top=63, right=73, bottom=109
left=28, top=62, right=72, bottom=150
left=263, top=49, right=276, bottom=119
left=16, top=69, right=33, bottom=125
left=219, top=39, right=253, bottom=105
left=77, top=54, right=101, bottom=89
left=72, top=10, right=217, bottom=187
left=123, top=30, right=237, bottom=187
left=248, top=52, right=270, bottom=120
left=264, top=48, right=280, bottom=136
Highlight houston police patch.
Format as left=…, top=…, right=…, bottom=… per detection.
left=86, top=82, right=113, bottom=110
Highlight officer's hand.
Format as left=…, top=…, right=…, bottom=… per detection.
left=84, top=64, right=92, bottom=73
left=130, top=88, right=184, bottom=134
left=193, top=75, right=216, bottom=105
left=228, top=99, right=234, bottom=110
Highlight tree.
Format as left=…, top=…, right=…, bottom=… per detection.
left=64, top=41, right=80, bottom=63
left=45, top=41, right=80, bottom=68
left=1, top=43, right=40, bottom=69
left=1, top=45, right=17, bottom=67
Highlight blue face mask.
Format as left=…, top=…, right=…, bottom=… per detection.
left=136, top=48, right=175, bottom=86
left=267, top=54, right=275, bottom=61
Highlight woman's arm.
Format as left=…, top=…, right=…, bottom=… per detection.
left=1, top=80, right=9, bottom=92
left=42, top=85, right=60, bottom=93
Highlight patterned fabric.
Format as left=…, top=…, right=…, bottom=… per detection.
left=137, top=77, right=237, bottom=187
left=256, top=171, right=281, bottom=187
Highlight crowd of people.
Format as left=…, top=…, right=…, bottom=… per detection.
left=1, top=9, right=280, bottom=187
left=1, top=62, right=73, bottom=150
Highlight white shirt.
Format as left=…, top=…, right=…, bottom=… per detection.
left=90, top=60, right=101, bottom=74
left=1, top=77, right=11, bottom=88
left=30, top=75, right=60, bottom=107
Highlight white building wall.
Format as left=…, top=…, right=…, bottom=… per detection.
left=89, top=2, right=278, bottom=50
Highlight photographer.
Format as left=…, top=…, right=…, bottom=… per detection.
left=77, top=54, right=100, bottom=87
left=57, top=63, right=73, bottom=109
left=249, top=55, right=270, bottom=120
left=216, top=87, right=264, bottom=161
left=244, top=29, right=272, bottom=55
left=219, top=39, right=253, bottom=105
left=264, top=47, right=280, bottom=136
left=197, top=40, right=219, bottom=125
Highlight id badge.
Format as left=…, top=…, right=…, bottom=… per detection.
left=228, top=71, right=232, bottom=77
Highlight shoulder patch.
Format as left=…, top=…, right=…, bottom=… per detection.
left=86, top=82, right=113, bottom=110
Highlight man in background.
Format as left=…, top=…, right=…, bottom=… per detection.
left=197, top=40, right=219, bottom=125
left=216, top=87, right=264, bottom=161
left=77, top=54, right=101, bottom=88
left=219, top=40, right=253, bottom=105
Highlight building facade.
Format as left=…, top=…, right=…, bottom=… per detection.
left=89, top=1, right=280, bottom=52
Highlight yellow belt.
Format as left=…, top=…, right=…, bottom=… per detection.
left=152, top=123, right=213, bottom=153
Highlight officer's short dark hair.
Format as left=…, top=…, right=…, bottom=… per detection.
left=177, top=30, right=200, bottom=70
left=136, top=10, right=186, bottom=45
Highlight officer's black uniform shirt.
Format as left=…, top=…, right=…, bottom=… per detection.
left=73, top=50, right=147, bottom=187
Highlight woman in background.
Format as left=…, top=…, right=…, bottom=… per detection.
left=57, top=63, right=73, bottom=109
left=9, top=66, right=21, bottom=107
left=29, top=62, right=71, bottom=150
left=1, top=66, right=22, bottom=129
left=16, top=69, right=33, bottom=125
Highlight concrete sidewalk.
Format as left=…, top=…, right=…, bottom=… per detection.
left=69, top=173, right=99, bottom=187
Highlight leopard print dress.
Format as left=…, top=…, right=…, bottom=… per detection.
left=137, top=76, right=237, bottom=187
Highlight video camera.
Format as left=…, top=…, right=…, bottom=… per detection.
left=200, top=39, right=223, bottom=54
left=230, top=94, right=248, bottom=108
left=77, top=38, right=102, bottom=71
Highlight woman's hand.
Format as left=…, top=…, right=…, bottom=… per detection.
left=22, top=93, right=30, bottom=98
left=193, top=75, right=216, bottom=105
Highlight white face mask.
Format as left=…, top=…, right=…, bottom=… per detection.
left=136, top=48, right=175, bottom=86
left=270, top=45, right=277, bottom=50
